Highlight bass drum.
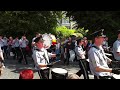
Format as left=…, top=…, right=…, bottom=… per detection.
left=42, top=33, right=52, bottom=49
left=49, top=34, right=57, bottom=45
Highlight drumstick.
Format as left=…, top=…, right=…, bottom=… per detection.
left=51, top=60, right=61, bottom=65
left=105, top=53, right=112, bottom=56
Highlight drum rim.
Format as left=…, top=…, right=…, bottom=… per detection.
left=52, top=68, right=68, bottom=74
left=51, top=70, right=68, bottom=76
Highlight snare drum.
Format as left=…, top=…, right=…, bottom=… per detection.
left=113, top=74, right=120, bottom=79
left=51, top=68, right=68, bottom=79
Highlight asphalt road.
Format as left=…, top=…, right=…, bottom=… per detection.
left=0, top=56, right=94, bottom=79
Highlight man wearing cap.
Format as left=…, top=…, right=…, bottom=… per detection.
left=88, top=29, right=120, bottom=79
left=32, top=35, right=56, bottom=79
left=113, top=30, right=120, bottom=63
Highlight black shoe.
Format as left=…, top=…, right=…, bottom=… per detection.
left=66, top=63, right=69, bottom=65
left=18, top=61, right=21, bottom=63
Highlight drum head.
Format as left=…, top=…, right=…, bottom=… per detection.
left=52, top=68, right=67, bottom=74
left=113, top=74, right=120, bottom=79
left=42, top=33, right=52, bottom=49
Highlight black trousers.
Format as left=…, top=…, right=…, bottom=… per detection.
left=14, top=47, right=20, bottom=59
left=38, top=68, right=50, bottom=79
left=3, top=46, right=8, bottom=58
left=64, top=52, right=70, bottom=65
left=76, top=59, right=89, bottom=79
left=18, top=48, right=28, bottom=64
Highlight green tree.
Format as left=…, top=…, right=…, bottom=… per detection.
left=55, top=26, right=84, bottom=39
left=0, top=11, right=62, bottom=40
left=56, top=26, right=76, bottom=38
left=66, top=11, right=120, bottom=45
left=76, top=27, right=89, bottom=36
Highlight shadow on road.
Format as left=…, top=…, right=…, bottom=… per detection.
left=4, top=56, right=80, bottom=74
left=4, top=56, right=38, bottom=74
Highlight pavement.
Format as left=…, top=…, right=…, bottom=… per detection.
left=0, top=56, right=94, bottom=79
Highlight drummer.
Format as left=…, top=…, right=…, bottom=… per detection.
left=88, top=29, right=120, bottom=79
left=32, top=35, right=56, bottom=79
left=75, top=38, right=89, bottom=79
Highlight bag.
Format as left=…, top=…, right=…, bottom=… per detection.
left=10, top=52, right=14, bottom=56
left=69, top=50, right=75, bottom=62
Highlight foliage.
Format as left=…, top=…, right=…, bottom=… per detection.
left=72, top=33, right=83, bottom=38
left=75, top=27, right=89, bottom=36
left=55, top=26, right=86, bottom=39
left=55, top=26, right=76, bottom=38
left=66, top=11, right=120, bottom=45
left=0, top=11, right=63, bottom=41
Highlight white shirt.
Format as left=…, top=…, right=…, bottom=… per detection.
left=3, top=38, right=8, bottom=46
left=88, top=45, right=111, bottom=77
left=0, top=45, right=4, bottom=60
left=113, top=39, right=120, bottom=60
left=32, top=47, right=52, bottom=70
left=13, top=39, right=20, bottom=47
left=19, top=39, right=29, bottom=48
left=0, top=39, right=4, bottom=47
left=75, top=45, right=85, bottom=60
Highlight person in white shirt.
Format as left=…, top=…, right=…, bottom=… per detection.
left=0, top=36, right=4, bottom=51
left=113, top=30, right=120, bottom=61
left=18, top=36, right=29, bottom=64
left=13, top=37, right=20, bottom=60
left=32, top=35, right=56, bottom=79
left=0, top=44, right=5, bottom=75
left=3, top=36, right=8, bottom=58
left=8, top=36, right=14, bottom=57
left=75, top=38, right=89, bottom=79
left=55, top=38, right=61, bottom=61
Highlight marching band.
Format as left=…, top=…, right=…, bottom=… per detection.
left=1, top=29, right=120, bottom=79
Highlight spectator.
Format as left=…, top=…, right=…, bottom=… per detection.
left=113, top=30, right=120, bottom=62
